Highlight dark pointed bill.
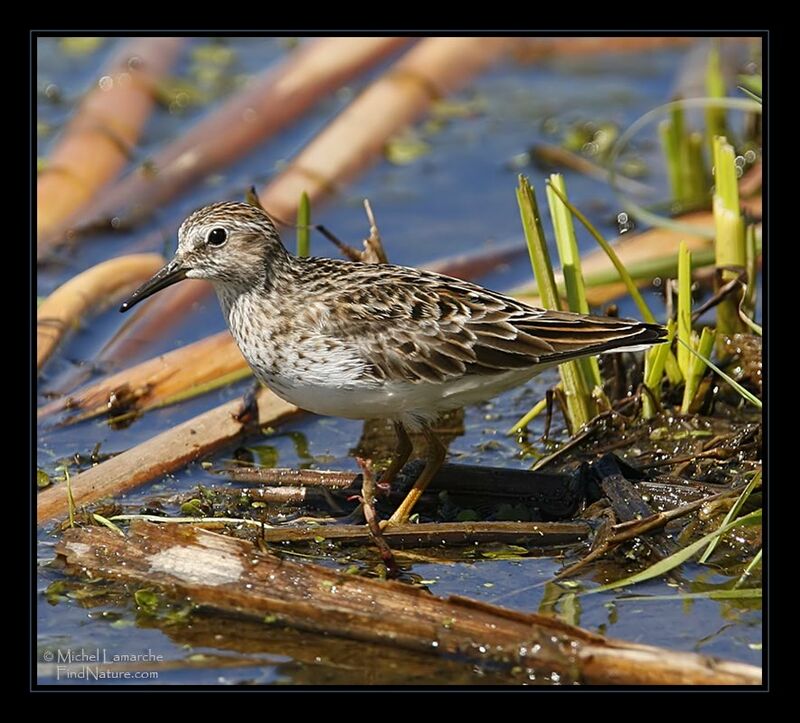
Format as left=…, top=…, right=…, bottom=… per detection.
left=119, top=258, right=187, bottom=312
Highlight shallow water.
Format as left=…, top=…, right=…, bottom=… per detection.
left=36, top=37, right=761, bottom=685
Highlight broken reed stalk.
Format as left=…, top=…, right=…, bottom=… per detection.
left=517, top=175, right=595, bottom=433
left=55, top=521, right=762, bottom=685
left=681, top=327, right=716, bottom=414
left=642, top=320, right=675, bottom=419
left=247, top=520, right=590, bottom=548
left=544, top=181, right=657, bottom=325
left=546, top=173, right=602, bottom=390
left=39, top=37, right=409, bottom=259
left=658, top=105, right=707, bottom=209
left=705, top=41, right=728, bottom=150
left=37, top=253, right=165, bottom=372
left=713, top=135, right=747, bottom=344
left=258, top=37, right=512, bottom=220
left=37, top=331, right=248, bottom=422
left=37, top=37, right=184, bottom=250
left=677, top=240, right=693, bottom=376
left=37, top=388, right=298, bottom=525
left=545, top=180, right=685, bottom=388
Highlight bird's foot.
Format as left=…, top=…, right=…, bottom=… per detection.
left=234, top=381, right=261, bottom=425
left=379, top=513, right=408, bottom=530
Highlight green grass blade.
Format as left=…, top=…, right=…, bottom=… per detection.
left=643, top=320, right=675, bottom=419
left=546, top=174, right=601, bottom=389
left=545, top=179, right=657, bottom=324
left=699, top=471, right=762, bottom=563
left=516, top=176, right=594, bottom=432
left=677, top=338, right=762, bottom=409
left=582, top=508, right=762, bottom=595
left=737, top=74, right=762, bottom=101
left=681, top=327, right=716, bottom=414
left=659, top=115, right=683, bottom=204
left=297, top=191, right=310, bottom=257
left=713, top=136, right=746, bottom=344
left=677, top=241, right=692, bottom=377
left=506, top=395, right=548, bottom=436
left=517, top=175, right=560, bottom=310
left=705, top=41, right=727, bottom=149
left=92, top=513, right=126, bottom=537
left=733, top=548, right=762, bottom=589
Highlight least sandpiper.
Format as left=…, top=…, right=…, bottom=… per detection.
left=121, top=202, right=666, bottom=525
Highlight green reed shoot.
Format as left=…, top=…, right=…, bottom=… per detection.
left=712, top=135, right=746, bottom=343
left=642, top=319, right=675, bottom=419
left=677, top=241, right=693, bottom=377
left=705, top=41, right=728, bottom=149
left=506, top=395, right=548, bottom=436
left=516, top=175, right=595, bottom=433
left=681, top=326, right=715, bottom=414
left=546, top=174, right=601, bottom=390
left=744, top=222, right=757, bottom=316
left=297, top=191, right=310, bottom=257
left=658, top=106, right=707, bottom=208
left=733, top=548, right=762, bottom=590
left=545, top=180, right=657, bottom=325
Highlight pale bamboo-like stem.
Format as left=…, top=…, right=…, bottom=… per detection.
left=37, top=253, right=165, bottom=371
left=36, top=331, right=246, bottom=421
left=40, top=37, right=410, bottom=260
left=259, top=37, right=512, bottom=220
left=37, top=37, right=184, bottom=247
left=37, top=388, right=298, bottom=524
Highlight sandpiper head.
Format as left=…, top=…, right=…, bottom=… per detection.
left=120, top=202, right=286, bottom=312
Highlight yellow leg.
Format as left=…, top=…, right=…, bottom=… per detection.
left=379, top=422, right=413, bottom=488
left=385, top=426, right=446, bottom=527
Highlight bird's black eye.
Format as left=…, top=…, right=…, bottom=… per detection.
left=207, top=227, right=227, bottom=247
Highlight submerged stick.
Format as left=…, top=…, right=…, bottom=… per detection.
left=37, top=388, right=298, bottom=524
left=37, top=253, right=165, bottom=372
left=37, top=37, right=184, bottom=252
left=55, top=521, right=761, bottom=685
left=247, top=520, right=590, bottom=548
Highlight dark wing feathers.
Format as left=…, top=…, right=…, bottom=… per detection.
left=300, top=258, right=667, bottom=384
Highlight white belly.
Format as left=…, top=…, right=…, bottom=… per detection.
left=259, top=366, right=544, bottom=428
